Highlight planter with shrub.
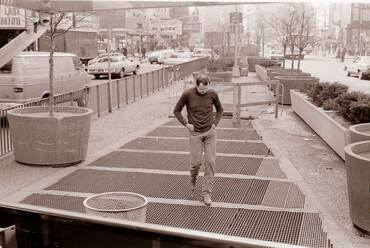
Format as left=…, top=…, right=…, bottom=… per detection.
left=277, top=76, right=319, bottom=105
left=247, top=56, right=270, bottom=72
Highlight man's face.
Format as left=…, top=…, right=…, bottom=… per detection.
left=196, top=76, right=210, bottom=95
left=196, top=82, right=209, bottom=95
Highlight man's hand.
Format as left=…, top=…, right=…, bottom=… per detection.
left=186, top=123, right=194, bottom=132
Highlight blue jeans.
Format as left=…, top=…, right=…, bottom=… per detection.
left=189, top=126, right=216, bottom=196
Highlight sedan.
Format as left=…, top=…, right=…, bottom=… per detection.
left=162, top=52, right=193, bottom=65
left=87, top=55, right=140, bottom=79
left=345, top=56, right=370, bottom=79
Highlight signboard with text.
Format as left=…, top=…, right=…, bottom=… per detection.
left=0, top=5, right=26, bottom=29
left=149, top=19, right=182, bottom=36
left=230, top=12, right=242, bottom=24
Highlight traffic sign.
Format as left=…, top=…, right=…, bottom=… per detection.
left=230, top=12, right=242, bottom=24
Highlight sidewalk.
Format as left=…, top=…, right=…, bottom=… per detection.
left=0, top=73, right=369, bottom=247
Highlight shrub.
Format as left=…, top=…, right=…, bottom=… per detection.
left=259, top=60, right=281, bottom=68
left=322, top=99, right=338, bottom=111
left=206, top=60, right=228, bottom=71
left=336, top=91, right=369, bottom=121
left=348, top=101, right=370, bottom=124
left=307, top=82, right=348, bottom=107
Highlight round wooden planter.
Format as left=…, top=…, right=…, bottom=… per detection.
left=7, top=106, right=92, bottom=166
left=344, top=141, right=370, bottom=234
left=275, top=76, right=319, bottom=105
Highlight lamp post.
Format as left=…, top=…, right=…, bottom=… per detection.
left=230, top=7, right=242, bottom=78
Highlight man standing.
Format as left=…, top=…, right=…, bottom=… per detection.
left=173, top=74, right=223, bottom=206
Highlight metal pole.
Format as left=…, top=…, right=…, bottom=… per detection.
left=232, top=6, right=240, bottom=78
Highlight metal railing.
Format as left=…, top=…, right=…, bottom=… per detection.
left=0, top=201, right=308, bottom=248
left=0, top=57, right=209, bottom=157
left=175, top=78, right=283, bottom=124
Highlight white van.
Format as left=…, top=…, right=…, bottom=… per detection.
left=0, top=52, right=89, bottom=104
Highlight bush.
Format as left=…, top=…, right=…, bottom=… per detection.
left=336, top=91, right=369, bottom=121
left=307, top=82, right=348, bottom=107
left=322, top=99, right=338, bottom=111
left=259, top=60, right=281, bottom=68
left=348, top=101, right=370, bottom=124
left=206, top=60, right=229, bottom=72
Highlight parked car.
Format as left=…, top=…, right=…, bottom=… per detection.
left=87, top=52, right=122, bottom=67
left=148, top=49, right=174, bottom=64
left=268, top=50, right=284, bottom=62
left=87, top=55, right=140, bottom=79
left=162, top=52, right=193, bottom=65
left=285, top=49, right=305, bottom=60
left=193, top=48, right=219, bottom=60
left=0, top=51, right=89, bottom=105
left=344, top=56, right=370, bottom=79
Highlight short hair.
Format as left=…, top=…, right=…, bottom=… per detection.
left=196, top=74, right=210, bottom=86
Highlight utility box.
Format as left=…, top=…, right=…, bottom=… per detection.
left=0, top=225, right=17, bottom=248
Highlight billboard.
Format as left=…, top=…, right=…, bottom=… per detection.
left=149, top=19, right=182, bottom=36
left=0, top=5, right=26, bottom=29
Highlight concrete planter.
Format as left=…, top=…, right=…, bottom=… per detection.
left=270, top=71, right=310, bottom=80
left=344, top=141, right=370, bottom=233
left=290, top=90, right=349, bottom=160
left=247, top=56, right=269, bottom=72
left=255, top=65, right=285, bottom=81
left=349, top=123, right=370, bottom=143
left=276, top=76, right=318, bottom=105
left=7, top=106, right=92, bottom=166
left=192, top=71, right=233, bottom=82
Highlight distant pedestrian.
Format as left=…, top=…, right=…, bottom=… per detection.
left=173, top=74, right=223, bottom=206
left=142, top=47, right=146, bottom=59
left=122, top=47, right=128, bottom=57
left=341, top=48, right=346, bottom=62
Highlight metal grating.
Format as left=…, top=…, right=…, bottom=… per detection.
left=22, top=194, right=85, bottom=212
left=88, top=151, right=266, bottom=176
left=89, top=151, right=187, bottom=170
left=298, top=213, right=328, bottom=248
left=19, top=194, right=328, bottom=247
left=121, top=137, right=272, bottom=156
left=262, top=181, right=291, bottom=208
left=242, top=179, right=270, bottom=205
left=46, top=169, right=297, bottom=207
left=146, top=203, right=238, bottom=235
left=164, top=118, right=253, bottom=129
left=285, top=184, right=306, bottom=209
left=146, top=126, right=261, bottom=140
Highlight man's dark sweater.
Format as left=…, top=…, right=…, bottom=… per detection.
left=174, top=87, right=224, bottom=133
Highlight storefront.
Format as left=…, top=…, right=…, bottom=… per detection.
left=0, top=5, right=28, bottom=48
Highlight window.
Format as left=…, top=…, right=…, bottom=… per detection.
left=0, top=61, right=12, bottom=74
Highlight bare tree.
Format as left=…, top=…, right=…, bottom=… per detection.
left=294, top=3, right=317, bottom=71
left=267, top=4, right=299, bottom=69
left=44, top=12, right=93, bottom=116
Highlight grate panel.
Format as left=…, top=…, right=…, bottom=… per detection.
left=146, top=127, right=261, bottom=140
left=242, top=179, right=270, bottom=205
left=21, top=194, right=85, bottom=212
left=223, top=141, right=272, bottom=156
left=146, top=202, right=238, bottom=234
left=20, top=194, right=329, bottom=247
left=47, top=169, right=183, bottom=198
left=285, top=184, right=306, bottom=209
left=273, top=211, right=304, bottom=244
left=89, top=151, right=187, bottom=170
left=164, top=118, right=253, bottom=129
left=121, top=138, right=270, bottom=156
left=262, top=181, right=291, bottom=208
left=298, top=213, right=327, bottom=248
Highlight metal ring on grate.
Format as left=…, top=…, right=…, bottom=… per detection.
left=83, top=192, right=148, bottom=222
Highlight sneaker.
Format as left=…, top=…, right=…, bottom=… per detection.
left=203, top=195, right=212, bottom=206
left=190, top=176, right=197, bottom=191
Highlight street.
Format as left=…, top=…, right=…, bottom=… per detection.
left=286, top=55, right=370, bottom=93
